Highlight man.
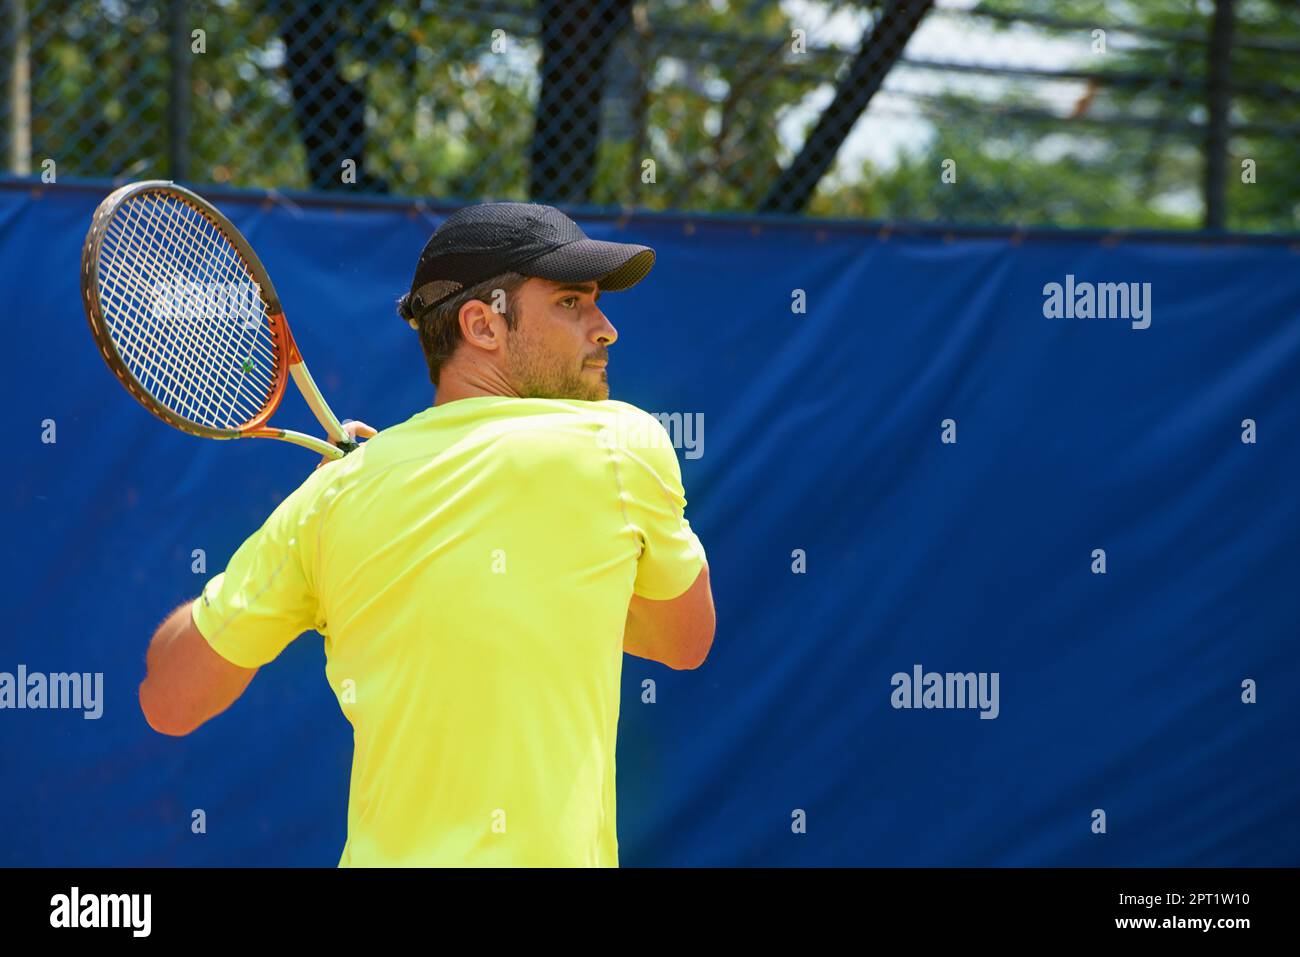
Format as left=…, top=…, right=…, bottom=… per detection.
left=138, top=203, right=715, bottom=867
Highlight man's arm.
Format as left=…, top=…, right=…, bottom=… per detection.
left=623, top=564, right=716, bottom=670
left=139, top=601, right=258, bottom=736
left=143, top=430, right=371, bottom=738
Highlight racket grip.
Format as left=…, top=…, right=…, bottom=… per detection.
left=333, top=438, right=361, bottom=455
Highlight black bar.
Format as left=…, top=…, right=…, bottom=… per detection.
left=0, top=867, right=1290, bottom=941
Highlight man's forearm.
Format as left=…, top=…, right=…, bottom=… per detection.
left=623, top=598, right=664, bottom=664
left=139, top=602, right=200, bottom=732
left=622, top=580, right=714, bottom=670
left=139, top=600, right=258, bottom=735
left=142, top=602, right=196, bottom=684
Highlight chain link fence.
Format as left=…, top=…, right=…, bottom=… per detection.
left=3, top=0, right=1298, bottom=231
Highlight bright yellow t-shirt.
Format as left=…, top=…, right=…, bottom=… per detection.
left=191, top=397, right=707, bottom=867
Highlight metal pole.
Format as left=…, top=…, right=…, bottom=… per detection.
left=1203, top=0, right=1235, bottom=230
left=7, top=0, right=31, bottom=175
left=168, top=0, right=191, bottom=180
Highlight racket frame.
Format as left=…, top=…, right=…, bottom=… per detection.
left=81, top=180, right=358, bottom=460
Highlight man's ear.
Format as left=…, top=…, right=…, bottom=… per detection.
left=458, top=299, right=506, bottom=353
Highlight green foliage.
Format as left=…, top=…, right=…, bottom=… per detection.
left=5, top=0, right=1296, bottom=231
left=941, top=0, right=1300, bottom=230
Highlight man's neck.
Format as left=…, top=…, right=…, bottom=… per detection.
left=433, top=365, right=520, bottom=406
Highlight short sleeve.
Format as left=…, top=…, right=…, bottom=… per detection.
left=191, top=471, right=332, bottom=668
left=615, top=410, right=708, bottom=601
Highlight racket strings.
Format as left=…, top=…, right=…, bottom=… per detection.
left=102, top=199, right=275, bottom=429
left=95, top=191, right=282, bottom=430
left=148, top=195, right=275, bottom=423
left=103, top=207, right=243, bottom=423
left=135, top=194, right=278, bottom=418
left=104, top=194, right=277, bottom=426
left=102, top=210, right=254, bottom=424
left=117, top=199, right=230, bottom=421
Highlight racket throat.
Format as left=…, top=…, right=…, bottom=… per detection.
left=275, top=318, right=351, bottom=447
left=289, top=359, right=351, bottom=447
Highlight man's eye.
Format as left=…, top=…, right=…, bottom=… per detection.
left=560, top=297, right=579, bottom=309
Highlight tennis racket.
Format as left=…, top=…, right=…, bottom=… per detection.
left=80, top=180, right=360, bottom=460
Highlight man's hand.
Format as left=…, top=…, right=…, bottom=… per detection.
left=316, top=419, right=377, bottom=470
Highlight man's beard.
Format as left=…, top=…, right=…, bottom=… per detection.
left=506, top=332, right=608, bottom=401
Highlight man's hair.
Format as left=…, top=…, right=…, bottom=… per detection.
left=408, top=272, right=529, bottom=386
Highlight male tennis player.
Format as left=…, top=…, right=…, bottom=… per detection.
left=138, top=202, right=715, bottom=867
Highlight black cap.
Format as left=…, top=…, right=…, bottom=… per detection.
left=399, top=202, right=655, bottom=322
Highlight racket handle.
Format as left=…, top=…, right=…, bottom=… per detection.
left=333, top=438, right=361, bottom=455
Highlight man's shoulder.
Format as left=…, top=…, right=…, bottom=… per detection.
left=586, top=399, right=659, bottom=427
left=374, top=398, right=666, bottom=446
left=591, top=399, right=646, bottom=415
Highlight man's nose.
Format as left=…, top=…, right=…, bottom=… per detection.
left=593, top=308, right=618, bottom=346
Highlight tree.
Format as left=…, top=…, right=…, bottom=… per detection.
left=9, top=0, right=1298, bottom=232
left=530, top=0, right=633, bottom=204
left=759, top=0, right=934, bottom=214
left=893, top=0, right=1300, bottom=231
left=276, top=0, right=389, bottom=192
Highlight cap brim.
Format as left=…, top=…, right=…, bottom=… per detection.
left=521, top=238, right=655, bottom=292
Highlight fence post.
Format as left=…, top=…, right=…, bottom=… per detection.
left=6, top=0, right=31, bottom=175
left=168, top=0, right=191, bottom=181
left=1203, top=0, right=1235, bottom=230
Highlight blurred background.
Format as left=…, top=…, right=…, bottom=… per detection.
left=3, top=0, right=1297, bottom=231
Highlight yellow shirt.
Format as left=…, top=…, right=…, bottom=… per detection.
left=191, top=397, right=707, bottom=867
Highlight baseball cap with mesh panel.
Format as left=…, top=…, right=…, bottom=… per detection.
left=397, top=202, right=655, bottom=323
